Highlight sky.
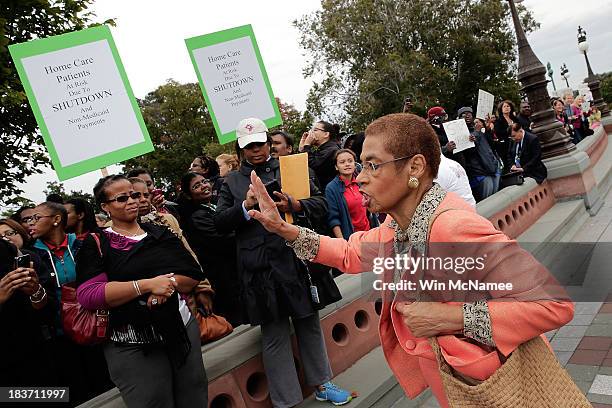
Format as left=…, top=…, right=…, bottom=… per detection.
left=13, top=0, right=612, bottom=207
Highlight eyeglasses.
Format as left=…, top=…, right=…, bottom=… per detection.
left=0, top=229, right=18, bottom=239
left=105, top=191, right=143, bottom=203
left=21, top=214, right=55, bottom=224
left=362, top=155, right=415, bottom=174
left=312, top=127, right=326, bottom=133
left=191, top=180, right=210, bottom=191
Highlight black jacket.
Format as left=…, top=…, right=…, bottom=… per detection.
left=214, top=158, right=330, bottom=325
left=303, top=140, right=341, bottom=191
left=178, top=199, right=243, bottom=326
left=0, top=245, right=59, bottom=386
left=464, top=130, right=499, bottom=178
left=508, top=131, right=548, bottom=184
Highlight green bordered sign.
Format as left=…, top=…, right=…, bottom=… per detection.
left=9, top=25, right=153, bottom=180
left=185, top=24, right=282, bottom=145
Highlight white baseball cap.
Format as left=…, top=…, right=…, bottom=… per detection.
left=236, top=118, right=268, bottom=148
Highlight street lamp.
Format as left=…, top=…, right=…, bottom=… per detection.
left=506, top=0, right=574, bottom=158
left=577, top=26, right=610, bottom=117
left=547, top=62, right=557, bottom=92
left=560, top=63, right=570, bottom=88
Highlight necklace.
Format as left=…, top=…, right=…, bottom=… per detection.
left=112, top=225, right=144, bottom=237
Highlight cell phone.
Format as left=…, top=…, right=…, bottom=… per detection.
left=14, top=254, right=31, bottom=269
left=151, top=188, right=163, bottom=197
left=265, top=180, right=282, bottom=202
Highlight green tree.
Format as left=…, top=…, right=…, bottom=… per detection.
left=42, top=181, right=95, bottom=204
left=122, top=80, right=220, bottom=191
left=598, top=72, right=612, bottom=106
left=0, top=0, right=114, bottom=207
left=294, top=0, right=539, bottom=130
left=0, top=195, right=35, bottom=218
left=270, top=97, right=315, bottom=147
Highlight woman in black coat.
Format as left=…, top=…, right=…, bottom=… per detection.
left=214, top=122, right=352, bottom=407
left=177, top=172, right=243, bottom=327
left=0, top=239, right=58, bottom=388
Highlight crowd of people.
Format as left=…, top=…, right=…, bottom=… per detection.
left=0, top=93, right=591, bottom=407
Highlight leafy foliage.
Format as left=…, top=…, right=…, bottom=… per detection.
left=294, top=0, right=539, bottom=130
left=43, top=181, right=95, bottom=204
left=121, top=80, right=219, bottom=191
left=1, top=0, right=114, bottom=207
left=270, top=97, right=315, bottom=148
left=599, top=72, right=612, bottom=106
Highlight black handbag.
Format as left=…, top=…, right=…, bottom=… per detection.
left=499, top=172, right=525, bottom=189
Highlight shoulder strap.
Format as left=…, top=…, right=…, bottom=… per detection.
left=90, top=233, right=102, bottom=257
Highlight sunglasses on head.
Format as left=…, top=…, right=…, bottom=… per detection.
left=105, top=191, right=143, bottom=203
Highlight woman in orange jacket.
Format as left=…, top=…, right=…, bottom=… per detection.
left=245, top=113, right=574, bottom=407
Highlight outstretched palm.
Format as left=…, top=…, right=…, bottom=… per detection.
left=248, top=171, right=285, bottom=233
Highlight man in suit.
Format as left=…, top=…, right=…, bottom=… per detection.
left=508, top=122, right=547, bottom=184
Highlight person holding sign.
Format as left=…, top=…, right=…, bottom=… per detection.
left=214, top=118, right=354, bottom=407
left=457, top=108, right=500, bottom=202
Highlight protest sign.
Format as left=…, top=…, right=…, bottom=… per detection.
left=443, top=119, right=475, bottom=154
left=185, top=25, right=282, bottom=145
left=9, top=25, right=153, bottom=181
left=476, top=89, right=495, bottom=120
left=279, top=153, right=310, bottom=224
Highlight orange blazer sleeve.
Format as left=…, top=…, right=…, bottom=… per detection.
left=314, top=219, right=395, bottom=274
left=431, top=209, right=574, bottom=356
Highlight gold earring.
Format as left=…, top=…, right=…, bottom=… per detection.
left=408, top=176, right=419, bottom=189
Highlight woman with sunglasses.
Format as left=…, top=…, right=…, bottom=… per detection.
left=299, top=121, right=342, bottom=191
left=75, top=175, right=207, bottom=408
left=176, top=172, right=242, bottom=327
left=26, top=201, right=112, bottom=405
left=189, top=155, right=224, bottom=205
left=247, top=113, right=575, bottom=407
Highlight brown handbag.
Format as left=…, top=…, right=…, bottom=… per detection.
left=429, top=336, right=591, bottom=407
left=195, top=308, right=233, bottom=344
left=61, top=233, right=109, bottom=345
